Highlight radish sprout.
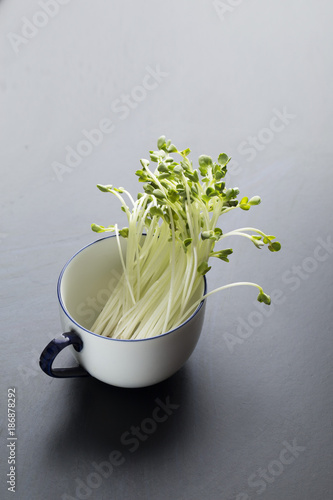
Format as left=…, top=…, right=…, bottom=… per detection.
left=91, top=137, right=281, bottom=339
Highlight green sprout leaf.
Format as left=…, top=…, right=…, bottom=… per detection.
left=119, top=227, right=129, bottom=238
left=91, top=223, right=115, bottom=233
left=96, top=184, right=112, bottom=192
left=157, top=135, right=166, bottom=149
left=152, top=189, right=165, bottom=200
left=218, top=153, right=229, bottom=166
left=168, top=189, right=180, bottom=203
left=206, top=187, right=216, bottom=198
left=268, top=241, right=282, bottom=252
left=248, top=196, right=261, bottom=206
left=185, top=170, right=199, bottom=183
left=173, top=165, right=184, bottom=175
left=257, top=291, right=271, bottom=305
left=211, top=248, right=233, bottom=262
left=150, top=207, right=164, bottom=218
left=198, top=155, right=213, bottom=170
left=201, top=231, right=213, bottom=240
left=197, top=261, right=211, bottom=275
left=180, top=148, right=191, bottom=156
left=157, top=162, right=169, bottom=173
left=91, top=223, right=105, bottom=232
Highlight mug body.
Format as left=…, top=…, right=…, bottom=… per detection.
left=56, top=236, right=206, bottom=387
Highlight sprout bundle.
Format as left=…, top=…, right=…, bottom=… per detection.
left=91, top=137, right=281, bottom=340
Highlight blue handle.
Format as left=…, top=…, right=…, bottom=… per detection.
left=39, top=331, right=89, bottom=378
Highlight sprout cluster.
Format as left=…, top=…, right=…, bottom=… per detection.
left=91, top=137, right=281, bottom=339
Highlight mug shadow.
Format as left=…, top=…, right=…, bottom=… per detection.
left=45, top=364, right=195, bottom=464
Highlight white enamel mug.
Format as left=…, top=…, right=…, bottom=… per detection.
left=39, top=235, right=207, bottom=388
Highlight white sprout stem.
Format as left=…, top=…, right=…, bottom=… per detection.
left=115, top=224, right=136, bottom=306
left=220, top=231, right=258, bottom=244
left=176, top=281, right=263, bottom=328
left=180, top=181, right=199, bottom=312
left=221, top=227, right=269, bottom=238
left=162, top=207, right=176, bottom=333
left=210, top=198, right=223, bottom=229
left=109, top=189, right=132, bottom=220
left=121, top=188, right=136, bottom=207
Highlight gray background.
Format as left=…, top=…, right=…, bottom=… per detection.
left=1, top=1, right=332, bottom=499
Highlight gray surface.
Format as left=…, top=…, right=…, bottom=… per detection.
left=1, top=1, right=332, bottom=499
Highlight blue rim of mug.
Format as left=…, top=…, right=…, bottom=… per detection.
left=57, top=235, right=207, bottom=342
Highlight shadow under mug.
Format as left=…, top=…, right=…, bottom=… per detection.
left=39, top=236, right=207, bottom=388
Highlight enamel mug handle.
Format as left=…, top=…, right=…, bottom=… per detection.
left=39, top=331, right=89, bottom=378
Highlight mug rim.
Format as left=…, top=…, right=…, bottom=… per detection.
left=57, top=235, right=207, bottom=343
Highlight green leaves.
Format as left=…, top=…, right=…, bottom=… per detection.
left=250, top=234, right=281, bottom=252
left=248, top=196, right=261, bottom=206
left=198, top=155, right=213, bottom=176
left=157, top=135, right=166, bottom=149
left=218, top=153, right=230, bottom=166
left=239, top=195, right=261, bottom=210
left=173, top=165, right=183, bottom=175
left=199, top=155, right=213, bottom=167
left=197, top=261, right=211, bottom=275
left=91, top=223, right=129, bottom=237
left=91, top=223, right=115, bottom=233
left=119, top=227, right=129, bottom=238
left=184, top=170, right=199, bottom=183
left=201, top=228, right=222, bottom=241
left=157, top=162, right=169, bottom=173
left=150, top=206, right=164, bottom=218
left=239, top=196, right=250, bottom=210
left=225, top=187, right=240, bottom=200
left=205, top=186, right=217, bottom=198
left=268, top=241, right=281, bottom=252
left=96, top=184, right=112, bottom=192
left=91, top=223, right=105, bottom=232
left=135, top=169, right=149, bottom=182
left=180, top=148, right=191, bottom=156
left=96, top=184, right=125, bottom=194
left=150, top=153, right=159, bottom=162
left=257, top=291, right=271, bottom=305
left=168, top=189, right=179, bottom=203
left=210, top=248, right=233, bottom=262
left=152, top=189, right=165, bottom=200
